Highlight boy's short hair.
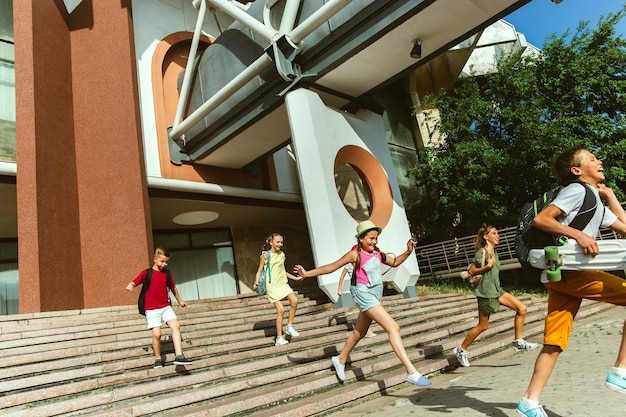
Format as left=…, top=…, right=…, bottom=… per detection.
left=553, top=145, right=587, bottom=184
left=154, top=246, right=171, bottom=258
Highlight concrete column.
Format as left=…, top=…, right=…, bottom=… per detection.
left=14, top=0, right=153, bottom=312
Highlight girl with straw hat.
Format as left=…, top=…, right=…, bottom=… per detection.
left=294, top=220, right=430, bottom=386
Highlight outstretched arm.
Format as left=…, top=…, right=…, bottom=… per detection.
left=287, top=271, right=304, bottom=281
left=383, top=239, right=417, bottom=267
left=294, top=251, right=356, bottom=279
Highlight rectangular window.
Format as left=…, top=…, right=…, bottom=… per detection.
left=0, top=239, right=18, bottom=315
left=153, top=229, right=238, bottom=301
left=0, top=0, right=13, bottom=42
left=0, top=0, right=15, bottom=163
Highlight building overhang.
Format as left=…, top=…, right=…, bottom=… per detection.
left=169, top=0, right=531, bottom=169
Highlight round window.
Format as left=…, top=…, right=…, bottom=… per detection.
left=334, top=163, right=371, bottom=222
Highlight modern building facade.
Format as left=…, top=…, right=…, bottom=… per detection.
left=1, top=0, right=543, bottom=314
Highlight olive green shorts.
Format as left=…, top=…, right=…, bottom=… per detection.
left=477, top=297, right=500, bottom=314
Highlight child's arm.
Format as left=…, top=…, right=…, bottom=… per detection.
left=534, top=204, right=599, bottom=255
left=294, top=250, right=356, bottom=278
left=469, top=249, right=493, bottom=275
left=337, top=267, right=348, bottom=296
left=253, top=252, right=266, bottom=290
left=599, top=183, right=626, bottom=235
left=383, top=239, right=417, bottom=267
left=171, top=286, right=188, bottom=308
left=125, top=273, right=143, bottom=292
left=286, top=272, right=304, bottom=281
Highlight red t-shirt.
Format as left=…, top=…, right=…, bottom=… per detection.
left=133, top=268, right=175, bottom=311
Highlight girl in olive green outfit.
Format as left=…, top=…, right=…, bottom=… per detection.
left=453, top=224, right=538, bottom=367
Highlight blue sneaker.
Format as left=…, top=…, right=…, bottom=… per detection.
left=516, top=401, right=547, bottom=417
left=406, top=372, right=431, bottom=387
left=606, top=371, right=626, bottom=393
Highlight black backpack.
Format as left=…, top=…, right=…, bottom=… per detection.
left=138, top=268, right=172, bottom=315
left=515, top=181, right=597, bottom=274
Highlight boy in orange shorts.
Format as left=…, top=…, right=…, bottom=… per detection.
left=517, top=146, right=626, bottom=417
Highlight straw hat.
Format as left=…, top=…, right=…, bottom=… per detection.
left=355, top=220, right=382, bottom=238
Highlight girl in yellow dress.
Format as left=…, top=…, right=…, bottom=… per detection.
left=254, top=233, right=304, bottom=346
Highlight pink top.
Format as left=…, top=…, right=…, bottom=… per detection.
left=354, top=250, right=383, bottom=286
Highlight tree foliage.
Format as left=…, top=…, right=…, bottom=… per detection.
left=408, top=8, right=626, bottom=243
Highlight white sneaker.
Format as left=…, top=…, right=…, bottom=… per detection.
left=285, top=325, right=300, bottom=337
left=513, top=339, right=540, bottom=352
left=275, top=336, right=289, bottom=346
left=453, top=346, right=470, bottom=367
left=331, top=355, right=345, bottom=381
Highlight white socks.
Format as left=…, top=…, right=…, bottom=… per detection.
left=520, top=397, right=539, bottom=408
left=611, top=367, right=626, bottom=377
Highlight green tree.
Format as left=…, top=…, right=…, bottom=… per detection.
left=408, top=8, right=626, bottom=243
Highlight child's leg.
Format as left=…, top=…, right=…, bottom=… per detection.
left=499, top=292, right=527, bottom=340
left=523, top=344, right=561, bottom=401
left=286, top=292, right=299, bottom=325
left=151, top=326, right=162, bottom=359
left=522, top=283, right=579, bottom=401
left=614, top=319, right=626, bottom=368
left=337, top=312, right=371, bottom=365
left=366, top=305, right=417, bottom=374
left=554, top=271, right=626, bottom=369
left=274, top=300, right=285, bottom=337
left=167, top=318, right=183, bottom=356
left=460, top=310, right=490, bottom=350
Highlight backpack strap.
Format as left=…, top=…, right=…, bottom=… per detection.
left=568, top=182, right=597, bottom=229
left=557, top=181, right=598, bottom=244
left=350, top=247, right=360, bottom=286
left=142, top=268, right=172, bottom=293
left=143, top=268, right=153, bottom=290
left=265, top=251, right=271, bottom=283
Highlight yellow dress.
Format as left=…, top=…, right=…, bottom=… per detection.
left=264, top=250, right=294, bottom=303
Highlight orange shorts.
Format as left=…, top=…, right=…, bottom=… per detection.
left=544, top=270, right=626, bottom=350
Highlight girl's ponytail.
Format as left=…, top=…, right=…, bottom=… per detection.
left=262, top=233, right=281, bottom=251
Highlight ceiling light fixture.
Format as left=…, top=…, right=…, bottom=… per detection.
left=173, top=211, right=219, bottom=226
left=410, top=40, right=422, bottom=59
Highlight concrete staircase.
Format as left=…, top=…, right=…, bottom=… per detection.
left=0, top=292, right=613, bottom=416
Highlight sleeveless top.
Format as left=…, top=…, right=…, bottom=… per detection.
left=351, top=250, right=383, bottom=287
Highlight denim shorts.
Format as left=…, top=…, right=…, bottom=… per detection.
left=145, top=305, right=177, bottom=329
left=351, top=283, right=383, bottom=312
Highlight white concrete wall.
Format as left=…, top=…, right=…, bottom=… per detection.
left=286, top=89, right=419, bottom=303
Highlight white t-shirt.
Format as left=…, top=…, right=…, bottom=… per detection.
left=551, top=182, right=616, bottom=235
left=541, top=182, right=617, bottom=283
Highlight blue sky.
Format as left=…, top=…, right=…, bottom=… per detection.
left=504, top=0, right=626, bottom=48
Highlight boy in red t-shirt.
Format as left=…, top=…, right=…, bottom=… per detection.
left=126, top=247, right=192, bottom=368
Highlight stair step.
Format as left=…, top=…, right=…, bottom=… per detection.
left=0, top=290, right=615, bottom=417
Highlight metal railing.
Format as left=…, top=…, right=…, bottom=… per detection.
left=416, top=225, right=624, bottom=279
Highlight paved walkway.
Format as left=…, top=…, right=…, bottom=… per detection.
left=328, top=305, right=625, bottom=417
